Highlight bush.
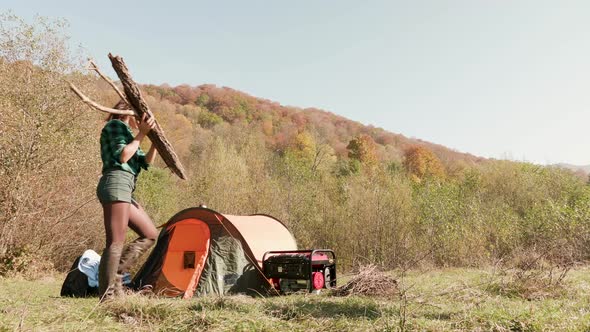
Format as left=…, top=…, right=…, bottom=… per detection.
left=0, top=246, right=54, bottom=279
left=197, top=110, right=223, bottom=128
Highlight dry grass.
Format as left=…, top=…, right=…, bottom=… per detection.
left=3, top=267, right=590, bottom=331
left=485, top=264, right=573, bottom=300
left=481, top=248, right=575, bottom=301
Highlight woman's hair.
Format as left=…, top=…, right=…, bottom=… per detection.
left=106, top=100, right=133, bottom=122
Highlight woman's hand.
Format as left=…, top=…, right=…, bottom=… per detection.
left=120, top=114, right=156, bottom=164
left=138, top=114, right=156, bottom=136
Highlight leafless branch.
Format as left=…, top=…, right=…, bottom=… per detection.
left=87, top=58, right=129, bottom=104
left=68, top=82, right=134, bottom=116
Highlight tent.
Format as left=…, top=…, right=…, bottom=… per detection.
left=133, top=207, right=297, bottom=298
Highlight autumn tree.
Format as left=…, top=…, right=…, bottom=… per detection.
left=0, top=13, right=104, bottom=267
left=261, top=118, right=273, bottom=136
left=289, top=131, right=316, bottom=162
left=403, top=146, right=446, bottom=182
left=197, top=110, right=223, bottom=128
left=347, top=134, right=378, bottom=166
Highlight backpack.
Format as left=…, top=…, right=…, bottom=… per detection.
left=60, top=255, right=99, bottom=297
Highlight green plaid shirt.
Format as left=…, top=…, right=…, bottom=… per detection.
left=100, top=119, right=149, bottom=175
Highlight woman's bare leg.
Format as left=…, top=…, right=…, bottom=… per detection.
left=103, top=202, right=131, bottom=246
left=128, top=201, right=158, bottom=240
left=117, top=200, right=157, bottom=289
left=98, top=201, right=130, bottom=299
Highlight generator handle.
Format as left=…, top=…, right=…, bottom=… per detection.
left=311, top=249, right=336, bottom=261
left=262, top=249, right=336, bottom=263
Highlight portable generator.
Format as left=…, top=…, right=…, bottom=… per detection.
left=262, top=249, right=336, bottom=294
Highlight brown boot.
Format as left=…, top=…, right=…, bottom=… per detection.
left=115, top=237, right=155, bottom=295
left=98, top=243, right=124, bottom=302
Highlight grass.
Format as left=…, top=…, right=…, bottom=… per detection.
left=2, top=268, right=590, bottom=331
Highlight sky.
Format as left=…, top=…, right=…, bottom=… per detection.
left=5, top=0, right=590, bottom=165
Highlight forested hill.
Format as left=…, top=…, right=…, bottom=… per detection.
left=141, top=83, right=484, bottom=168
left=5, top=13, right=590, bottom=275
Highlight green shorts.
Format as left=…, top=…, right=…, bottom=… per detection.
left=96, top=169, right=136, bottom=204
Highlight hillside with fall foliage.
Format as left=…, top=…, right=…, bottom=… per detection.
left=141, top=83, right=484, bottom=169
left=2, top=14, right=590, bottom=275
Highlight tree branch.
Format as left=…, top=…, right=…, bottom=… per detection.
left=69, top=82, right=134, bottom=115
left=87, top=59, right=129, bottom=104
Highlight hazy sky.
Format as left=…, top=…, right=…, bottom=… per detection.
left=5, top=1, right=590, bottom=165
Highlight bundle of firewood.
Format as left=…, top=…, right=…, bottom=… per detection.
left=332, top=265, right=398, bottom=297
left=69, top=54, right=187, bottom=180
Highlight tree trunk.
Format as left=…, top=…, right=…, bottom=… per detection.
left=108, top=53, right=188, bottom=180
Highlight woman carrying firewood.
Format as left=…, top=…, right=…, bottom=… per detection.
left=96, top=100, right=158, bottom=301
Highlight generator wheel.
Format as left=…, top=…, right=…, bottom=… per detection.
left=312, top=272, right=325, bottom=290
left=324, top=268, right=332, bottom=289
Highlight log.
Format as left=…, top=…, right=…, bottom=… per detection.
left=108, top=53, right=188, bottom=180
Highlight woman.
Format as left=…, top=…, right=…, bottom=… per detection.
left=96, top=101, right=158, bottom=300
